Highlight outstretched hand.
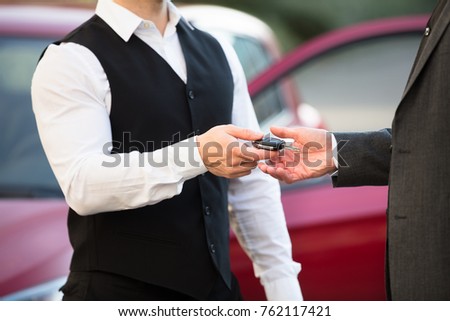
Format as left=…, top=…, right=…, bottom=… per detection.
left=197, top=125, right=277, bottom=179
left=258, top=126, right=337, bottom=184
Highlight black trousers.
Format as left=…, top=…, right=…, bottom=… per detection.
left=61, top=271, right=242, bottom=301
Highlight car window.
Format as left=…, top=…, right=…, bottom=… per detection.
left=0, top=37, right=62, bottom=198
left=232, top=36, right=273, bottom=81
left=292, top=34, right=422, bottom=131
left=251, top=79, right=294, bottom=130
left=231, top=36, right=290, bottom=127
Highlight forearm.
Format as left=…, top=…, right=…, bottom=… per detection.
left=332, top=129, right=392, bottom=187
left=229, top=171, right=302, bottom=300
left=59, top=139, right=206, bottom=215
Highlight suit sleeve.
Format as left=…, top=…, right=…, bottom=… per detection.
left=332, top=129, right=392, bottom=187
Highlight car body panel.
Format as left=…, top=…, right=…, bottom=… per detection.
left=0, top=200, right=70, bottom=297
left=232, top=182, right=388, bottom=300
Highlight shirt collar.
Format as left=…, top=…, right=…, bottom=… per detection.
left=95, top=0, right=186, bottom=42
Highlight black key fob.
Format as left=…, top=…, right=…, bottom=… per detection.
left=252, top=135, right=286, bottom=151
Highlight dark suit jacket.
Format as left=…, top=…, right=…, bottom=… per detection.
left=333, top=0, right=450, bottom=300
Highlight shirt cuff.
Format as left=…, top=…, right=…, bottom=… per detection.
left=330, top=133, right=339, bottom=177
left=263, top=276, right=303, bottom=301
left=331, top=133, right=338, bottom=169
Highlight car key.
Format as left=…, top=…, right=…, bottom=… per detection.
left=252, top=134, right=300, bottom=152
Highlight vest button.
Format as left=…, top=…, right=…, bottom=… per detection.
left=188, top=90, right=195, bottom=100
left=424, top=27, right=431, bottom=37
left=205, top=206, right=211, bottom=216
left=210, top=243, right=216, bottom=254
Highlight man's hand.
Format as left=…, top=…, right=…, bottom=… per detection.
left=197, top=125, right=276, bottom=179
left=258, top=126, right=337, bottom=184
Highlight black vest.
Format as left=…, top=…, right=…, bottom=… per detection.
left=58, top=16, right=234, bottom=299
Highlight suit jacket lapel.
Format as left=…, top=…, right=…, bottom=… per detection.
left=401, top=0, right=450, bottom=101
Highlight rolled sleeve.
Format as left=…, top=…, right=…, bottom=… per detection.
left=228, top=170, right=302, bottom=300
left=263, top=276, right=303, bottom=301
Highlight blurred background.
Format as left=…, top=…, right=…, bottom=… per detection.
left=0, top=0, right=435, bottom=51
left=179, top=0, right=435, bottom=51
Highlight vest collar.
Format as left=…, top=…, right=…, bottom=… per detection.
left=95, top=0, right=192, bottom=42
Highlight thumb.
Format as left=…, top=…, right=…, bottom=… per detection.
left=270, top=126, right=301, bottom=140
left=225, top=125, right=264, bottom=141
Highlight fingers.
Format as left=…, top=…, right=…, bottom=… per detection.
left=269, top=126, right=300, bottom=140
left=258, top=162, right=295, bottom=184
left=243, top=147, right=279, bottom=162
left=258, top=162, right=270, bottom=173
left=208, top=160, right=256, bottom=179
left=198, top=124, right=298, bottom=179
left=229, top=148, right=274, bottom=168
left=270, top=126, right=329, bottom=148
left=240, top=161, right=259, bottom=168
left=224, top=125, right=264, bottom=141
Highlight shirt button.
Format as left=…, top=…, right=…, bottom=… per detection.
left=424, top=27, right=431, bottom=37
left=188, top=90, right=195, bottom=100
left=210, top=243, right=216, bottom=254
left=143, top=22, right=150, bottom=29
left=205, top=206, right=211, bottom=216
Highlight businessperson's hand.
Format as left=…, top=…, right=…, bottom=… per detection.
left=258, top=126, right=337, bottom=184
left=197, top=125, right=277, bottom=179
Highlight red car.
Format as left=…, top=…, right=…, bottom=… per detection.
left=0, top=3, right=428, bottom=300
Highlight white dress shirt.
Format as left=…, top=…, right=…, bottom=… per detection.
left=31, top=0, right=302, bottom=300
